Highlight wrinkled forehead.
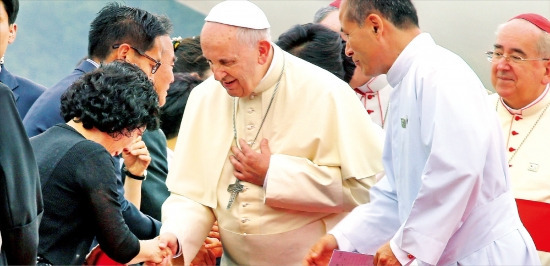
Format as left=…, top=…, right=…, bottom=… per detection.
left=201, top=22, right=240, bottom=53
left=497, top=19, right=543, bottom=43
left=494, top=20, right=543, bottom=56
left=201, top=22, right=237, bottom=41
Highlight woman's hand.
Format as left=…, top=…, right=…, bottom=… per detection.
left=131, top=238, right=173, bottom=265
left=122, top=136, right=151, bottom=176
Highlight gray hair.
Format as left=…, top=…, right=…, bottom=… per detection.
left=496, top=21, right=550, bottom=58
left=236, top=27, right=272, bottom=48
left=313, top=6, right=338, bottom=23
left=539, top=31, right=550, bottom=58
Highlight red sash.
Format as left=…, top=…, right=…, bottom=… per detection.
left=84, top=245, right=124, bottom=265
left=516, top=198, right=550, bottom=252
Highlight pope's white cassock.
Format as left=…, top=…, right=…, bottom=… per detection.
left=490, top=86, right=550, bottom=264
left=161, top=44, right=384, bottom=265
left=329, top=33, right=539, bottom=265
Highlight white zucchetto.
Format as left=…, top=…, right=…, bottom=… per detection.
left=205, top=0, right=271, bottom=30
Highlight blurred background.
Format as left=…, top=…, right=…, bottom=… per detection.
left=7, top=0, right=550, bottom=91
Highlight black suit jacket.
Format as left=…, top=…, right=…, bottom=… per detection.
left=0, top=82, right=43, bottom=265
left=0, top=65, right=46, bottom=120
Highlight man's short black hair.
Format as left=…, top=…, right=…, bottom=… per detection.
left=88, top=2, right=169, bottom=60
left=2, top=0, right=18, bottom=24
left=344, top=0, right=418, bottom=29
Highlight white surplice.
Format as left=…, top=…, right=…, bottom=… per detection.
left=330, top=33, right=540, bottom=265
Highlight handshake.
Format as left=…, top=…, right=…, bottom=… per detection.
left=85, top=225, right=223, bottom=266
left=85, top=233, right=179, bottom=265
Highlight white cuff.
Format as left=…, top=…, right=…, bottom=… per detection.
left=329, top=230, right=355, bottom=252
left=390, top=240, right=414, bottom=265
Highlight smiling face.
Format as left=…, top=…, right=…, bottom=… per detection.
left=200, top=22, right=269, bottom=98
left=153, top=35, right=175, bottom=106
left=339, top=2, right=386, bottom=77
left=491, top=20, right=550, bottom=108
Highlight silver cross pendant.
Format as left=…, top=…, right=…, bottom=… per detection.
left=226, top=179, right=244, bottom=209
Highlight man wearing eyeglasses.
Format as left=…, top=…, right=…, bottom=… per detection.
left=488, top=13, right=550, bottom=264
left=305, top=0, right=539, bottom=265
left=23, top=3, right=167, bottom=138
left=23, top=2, right=169, bottom=243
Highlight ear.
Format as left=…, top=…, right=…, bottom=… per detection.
left=113, top=43, right=131, bottom=61
left=542, top=60, right=550, bottom=85
left=7, top=24, right=17, bottom=44
left=366, top=14, right=384, bottom=36
left=257, top=40, right=271, bottom=65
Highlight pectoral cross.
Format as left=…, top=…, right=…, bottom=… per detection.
left=226, top=179, right=244, bottom=209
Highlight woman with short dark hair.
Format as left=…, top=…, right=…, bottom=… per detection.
left=31, top=61, right=168, bottom=265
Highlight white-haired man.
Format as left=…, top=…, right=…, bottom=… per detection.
left=489, top=13, right=550, bottom=264
left=157, top=1, right=384, bottom=265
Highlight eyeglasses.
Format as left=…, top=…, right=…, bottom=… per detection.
left=112, top=44, right=161, bottom=74
left=485, top=51, right=549, bottom=64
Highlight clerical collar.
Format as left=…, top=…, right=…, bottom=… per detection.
left=500, top=84, right=549, bottom=115
left=252, top=43, right=282, bottom=95
left=387, top=33, right=434, bottom=88
left=356, top=74, right=388, bottom=93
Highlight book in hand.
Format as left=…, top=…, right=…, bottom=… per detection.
left=329, top=250, right=374, bottom=266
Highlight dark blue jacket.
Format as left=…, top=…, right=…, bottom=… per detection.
left=23, top=60, right=97, bottom=138
left=0, top=65, right=46, bottom=120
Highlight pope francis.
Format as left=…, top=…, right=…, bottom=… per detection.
left=157, top=1, right=385, bottom=265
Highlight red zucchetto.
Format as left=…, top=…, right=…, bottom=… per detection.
left=329, top=0, right=341, bottom=8
left=510, top=13, right=550, bottom=33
